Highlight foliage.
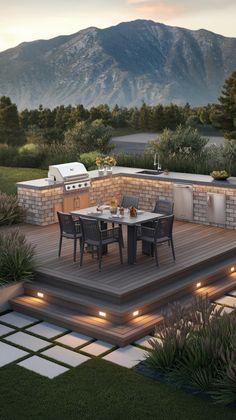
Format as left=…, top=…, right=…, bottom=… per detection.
left=79, top=151, right=99, bottom=170
left=0, top=192, right=24, bottom=225
left=145, top=296, right=236, bottom=404
left=149, top=125, right=208, bottom=162
left=0, top=96, right=25, bottom=146
left=0, top=230, right=35, bottom=284
left=65, top=119, right=113, bottom=154
left=218, top=71, right=236, bottom=131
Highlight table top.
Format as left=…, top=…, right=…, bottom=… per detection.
left=71, top=206, right=163, bottom=225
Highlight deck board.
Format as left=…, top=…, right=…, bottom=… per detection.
left=6, top=220, right=236, bottom=297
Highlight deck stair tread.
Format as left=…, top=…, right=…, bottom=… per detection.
left=24, top=265, right=236, bottom=321
left=34, top=253, right=236, bottom=304
left=11, top=276, right=236, bottom=345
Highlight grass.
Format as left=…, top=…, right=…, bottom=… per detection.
left=0, top=166, right=47, bottom=195
left=0, top=359, right=235, bottom=420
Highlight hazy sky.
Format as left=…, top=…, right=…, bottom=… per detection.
left=0, top=0, right=236, bottom=52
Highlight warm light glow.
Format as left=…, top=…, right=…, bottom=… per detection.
left=99, top=311, right=106, bottom=318
left=230, top=267, right=235, bottom=273
left=133, top=310, right=139, bottom=317
left=37, top=292, right=44, bottom=298
left=196, top=282, right=201, bottom=288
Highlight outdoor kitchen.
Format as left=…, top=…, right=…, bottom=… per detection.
left=17, top=163, right=236, bottom=230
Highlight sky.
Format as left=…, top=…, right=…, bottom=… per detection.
left=0, top=0, right=236, bottom=52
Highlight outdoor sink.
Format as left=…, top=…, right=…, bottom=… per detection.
left=137, top=170, right=163, bottom=176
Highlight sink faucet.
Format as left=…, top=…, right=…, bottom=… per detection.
left=154, top=153, right=161, bottom=173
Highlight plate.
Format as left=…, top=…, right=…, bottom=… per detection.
left=137, top=210, right=144, bottom=215
left=109, top=215, right=123, bottom=219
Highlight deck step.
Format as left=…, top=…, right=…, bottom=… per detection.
left=11, top=276, right=236, bottom=346
left=23, top=265, right=236, bottom=324
left=34, top=252, right=236, bottom=304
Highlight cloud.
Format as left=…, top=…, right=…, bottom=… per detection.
left=127, top=0, right=236, bottom=20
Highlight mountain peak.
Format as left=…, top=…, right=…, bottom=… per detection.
left=0, top=20, right=235, bottom=109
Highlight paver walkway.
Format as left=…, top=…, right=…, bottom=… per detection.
left=0, top=290, right=236, bottom=379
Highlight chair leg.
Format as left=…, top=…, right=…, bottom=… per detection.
left=118, top=241, right=123, bottom=264
left=73, top=238, right=77, bottom=262
left=80, top=241, right=85, bottom=267
left=154, top=244, right=159, bottom=266
left=170, top=239, right=176, bottom=261
left=98, top=246, right=102, bottom=271
left=58, top=235, right=62, bottom=257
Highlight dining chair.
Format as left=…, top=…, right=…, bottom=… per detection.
left=79, top=216, right=123, bottom=271
left=57, top=211, right=82, bottom=262
left=137, top=215, right=175, bottom=266
left=121, top=195, right=139, bottom=209
left=153, top=199, right=174, bottom=215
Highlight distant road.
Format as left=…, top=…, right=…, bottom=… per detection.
left=111, top=132, right=225, bottom=154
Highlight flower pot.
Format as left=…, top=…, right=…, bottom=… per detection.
left=98, top=167, right=105, bottom=176
left=106, top=166, right=113, bottom=175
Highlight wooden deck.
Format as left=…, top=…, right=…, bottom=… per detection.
left=8, top=221, right=236, bottom=345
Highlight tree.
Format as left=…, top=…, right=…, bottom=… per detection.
left=0, top=96, right=25, bottom=146
left=218, top=71, right=236, bottom=130
left=149, top=125, right=208, bottom=162
left=64, top=119, right=113, bottom=154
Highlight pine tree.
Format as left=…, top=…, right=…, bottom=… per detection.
left=0, top=96, right=25, bottom=146
left=218, top=71, right=236, bottom=130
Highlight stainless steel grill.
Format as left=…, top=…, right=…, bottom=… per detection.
left=48, top=162, right=90, bottom=192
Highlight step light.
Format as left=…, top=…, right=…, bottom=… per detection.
left=230, top=266, right=235, bottom=273
left=196, top=282, right=201, bottom=288
left=37, top=292, right=44, bottom=298
left=133, top=310, right=139, bottom=317
left=99, top=311, right=106, bottom=318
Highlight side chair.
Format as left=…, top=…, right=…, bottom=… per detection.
left=79, top=216, right=123, bottom=271
left=57, top=211, right=82, bottom=262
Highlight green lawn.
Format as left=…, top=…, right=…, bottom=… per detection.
left=0, top=166, right=47, bottom=195
left=0, top=359, right=235, bottom=420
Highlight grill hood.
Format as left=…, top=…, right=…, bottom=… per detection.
left=48, top=162, right=90, bottom=192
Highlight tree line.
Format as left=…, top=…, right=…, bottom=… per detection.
left=0, top=71, right=235, bottom=150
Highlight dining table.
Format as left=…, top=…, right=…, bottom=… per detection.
left=71, top=206, right=163, bottom=264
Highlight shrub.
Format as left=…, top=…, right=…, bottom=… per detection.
left=0, top=193, right=25, bottom=225
left=79, top=151, right=99, bottom=170
left=144, top=296, right=236, bottom=404
left=0, top=230, right=35, bottom=284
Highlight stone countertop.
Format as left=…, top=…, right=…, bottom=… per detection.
left=17, top=178, right=63, bottom=190
left=90, top=167, right=236, bottom=189
left=17, top=166, right=236, bottom=190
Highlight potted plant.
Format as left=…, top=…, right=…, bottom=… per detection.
left=95, top=156, right=105, bottom=176
left=104, top=156, right=117, bottom=175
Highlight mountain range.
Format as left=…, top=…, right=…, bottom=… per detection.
left=0, top=19, right=236, bottom=109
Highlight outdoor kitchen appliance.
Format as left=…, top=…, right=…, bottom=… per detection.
left=48, top=162, right=90, bottom=192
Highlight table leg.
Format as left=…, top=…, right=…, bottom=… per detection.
left=127, top=225, right=136, bottom=264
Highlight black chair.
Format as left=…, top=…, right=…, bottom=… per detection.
left=79, top=216, right=123, bottom=271
left=121, top=195, right=139, bottom=209
left=153, top=199, right=174, bottom=215
left=57, top=211, right=82, bottom=262
left=138, top=215, right=175, bottom=266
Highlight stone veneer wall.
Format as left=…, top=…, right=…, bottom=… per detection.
left=91, top=176, right=236, bottom=230
left=18, top=175, right=236, bottom=229
left=17, top=186, right=63, bottom=226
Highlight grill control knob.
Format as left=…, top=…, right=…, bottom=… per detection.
left=84, top=183, right=87, bottom=187
left=79, top=184, right=82, bottom=188
left=67, top=186, right=71, bottom=190
left=72, top=185, right=75, bottom=189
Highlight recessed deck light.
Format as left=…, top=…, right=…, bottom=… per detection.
left=230, top=267, right=235, bottom=273
left=196, top=282, right=201, bottom=288
left=133, top=310, right=139, bottom=317
left=99, top=311, right=106, bottom=318
left=37, top=292, right=44, bottom=298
